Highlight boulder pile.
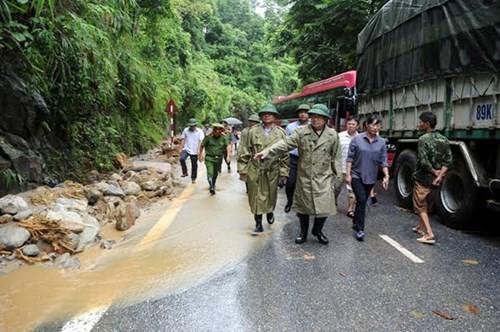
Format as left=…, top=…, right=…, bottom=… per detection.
left=0, top=140, right=183, bottom=272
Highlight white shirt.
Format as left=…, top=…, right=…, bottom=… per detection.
left=338, top=130, right=358, bottom=173
left=181, top=127, right=204, bottom=154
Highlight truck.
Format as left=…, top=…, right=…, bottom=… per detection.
left=356, top=0, right=500, bottom=228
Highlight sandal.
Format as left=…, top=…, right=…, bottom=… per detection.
left=417, top=234, right=435, bottom=244
left=347, top=211, right=355, bottom=219
left=412, top=226, right=424, bottom=236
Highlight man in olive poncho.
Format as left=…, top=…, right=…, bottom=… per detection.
left=198, top=123, right=232, bottom=195
left=238, top=104, right=289, bottom=234
left=254, top=104, right=343, bottom=244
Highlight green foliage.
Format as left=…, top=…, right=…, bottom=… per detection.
left=0, top=0, right=300, bottom=182
left=1, top=169, right=25, bottom=190
left=274, top=0, right=388, bottom=83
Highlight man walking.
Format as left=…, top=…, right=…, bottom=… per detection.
left=238, top=104, right=289, bottom=234
left=179, top=118, right=204, bottom=183
left=198, top=123, right=232, bottom=195
left=412, top=111, right=452, bottom=244
left=254, top=104, right=343, bottom=245
left=283, top=104, right=310, bottom=212
left=237, top=114, right=261, bottom=193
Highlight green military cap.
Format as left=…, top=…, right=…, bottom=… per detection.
left=212, top=123, right=225, bottom=129
left=308, top=104, right=331, bottom=118
left=296, top=104, right=311, bottom=112
left=248, top=114, right=260, bottom=122
left=258, top=104, right=279, bottom=116
left=187, top=118, right=198, bottom=126
left=280, top=119, right=289, bottom=127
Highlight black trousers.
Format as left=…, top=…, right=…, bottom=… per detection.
left=285, top=155, right=299, bottom=204
left=351, top=178, right=375, bottom=232
left=180, top=150, right=198, bottom=180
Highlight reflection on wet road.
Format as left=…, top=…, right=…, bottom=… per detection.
left=0, top=166, right=269, bottom=331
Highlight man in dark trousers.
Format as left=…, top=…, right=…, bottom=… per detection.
left=179, top=118, right=204, bottom=184
left=198, top=123, right=232, bottom=195
left=283, top=104, right=310, bottom=212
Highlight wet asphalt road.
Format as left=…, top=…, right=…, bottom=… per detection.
left=37, top=179, right=500, bottom=332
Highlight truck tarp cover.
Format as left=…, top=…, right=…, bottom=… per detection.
left=356, top=0, right=500, bottom=95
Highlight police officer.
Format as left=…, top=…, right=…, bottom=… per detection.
left=198, top=123, right=232, bottom=195
left=238, top=104, right=289, bottom=234
left=254, top=104, right=343, bottom=244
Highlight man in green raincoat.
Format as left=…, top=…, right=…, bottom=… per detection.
left=254, top=104, right=343, bottom=245
left=198, top=123, right=232, bottom=195
left=238, top=104, right=289, bottom=234
left=237, top=114, right=261, bottom=193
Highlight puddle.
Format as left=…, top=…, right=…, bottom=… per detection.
left=0, top=169, right=271, bottom=331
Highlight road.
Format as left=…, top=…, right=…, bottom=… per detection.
left=4, top=162, right=500, bottom=332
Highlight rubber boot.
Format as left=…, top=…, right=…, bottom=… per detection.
left=312, top=217, right=328, bottom=245
left=253, top=214, right=263, bottom=233
left=295, top=214, right=309, bottom=244
left=208, top=177, right=215, bottom=195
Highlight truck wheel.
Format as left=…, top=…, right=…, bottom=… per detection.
left=434, top=160, right=477, bottom=229
left=394, top=149, right=417, bottom=209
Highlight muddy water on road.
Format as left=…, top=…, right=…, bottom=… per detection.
left=0, top=170, right=273, bottom=331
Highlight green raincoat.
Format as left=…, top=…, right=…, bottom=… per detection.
left=262, top=125, right=343, bottom=217
left=238, top=124, right=289, bottom=215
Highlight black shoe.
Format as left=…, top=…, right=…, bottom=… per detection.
left=253, top=225, right=263, bottom=233
left=210, top=188, right=215, bottom=195
left=295, top=234, right=307, bottom=244
left=228, top=166, right=231, bottom=173
left=312, top=230, right=329, bottom=245
left=371, top=196, right=378, bottom=205
left=181, top=174, right=188, bottom=177
left=284, top=202, right=292, bottom=213
left=267, top=212, right=275, bottom=224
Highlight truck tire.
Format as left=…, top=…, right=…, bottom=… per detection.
left=434, top=159, right=477, bottom=229
left=394, top=149, right=417, bottom=209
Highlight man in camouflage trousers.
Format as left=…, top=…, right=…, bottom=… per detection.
left=412, top=111, right=452, bottom=244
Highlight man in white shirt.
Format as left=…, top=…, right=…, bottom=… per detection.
left=179, top=118, right=204, bottom=183
left=336, top=116, right=359, bottom=218
left=283, top=104, right=310, bottom=213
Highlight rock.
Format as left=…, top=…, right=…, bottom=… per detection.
left=122, top=170, right=136, bottom=181
left=115, top=153, right=131, bottom=169
left=0, top=195, right=28, bottom=215
left=122, top=181, right=141, bottom=196
left=115, top=198, right=140, bottom=231
left=0, top=214, right=14, bottom=224
left=75, top=214, right=100, bottom=251
left=141, top=181, right=160, bottom=191
left=0, top=225, right=30, bottom=249
left=21, top=244, right=39, bottom=257
left=66, top=233, right=80, bottom=250
left=103, top=181, right=125, bottom=198
left=53, top=197, right=88, bottom=212
left=13, top=208, right=35, bottom=221
left=100, top=240, right=116, bottom=250
left=46, top=210, right=84, bottom=233
left=110, top=173, right=122, bottom=181
left=84, top=187, right=101, bottom=205
left=54, top=253, right=80, bottom=270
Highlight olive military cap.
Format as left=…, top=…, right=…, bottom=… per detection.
left=248, top=114, right=260, bottom=122
left=258, top=104, right=279, bottom=116
left=308, top=104, right=331, bottom=118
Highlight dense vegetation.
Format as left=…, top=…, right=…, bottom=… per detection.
left=0, top=0, right=386, bottom=182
